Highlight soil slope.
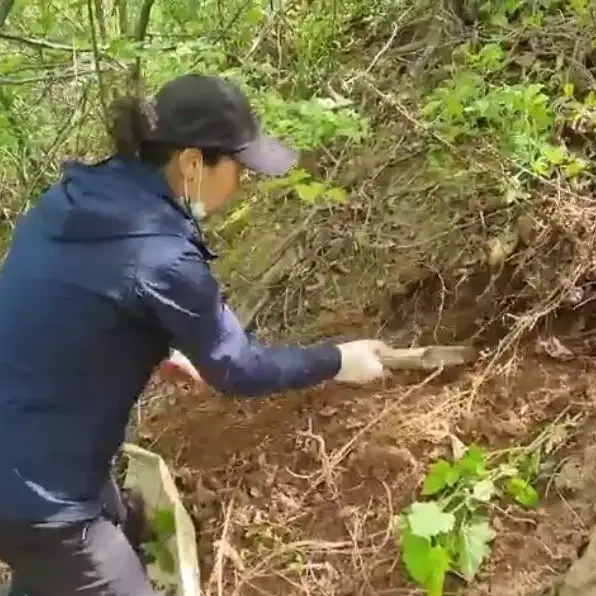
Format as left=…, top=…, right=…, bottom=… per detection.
left=142, top=342, right=596, bottom=596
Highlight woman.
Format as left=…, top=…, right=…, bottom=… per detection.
left=0, top=73, right=390, bottom=596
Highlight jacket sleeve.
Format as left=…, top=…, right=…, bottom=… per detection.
left=137, top=248, right=341, bottom=397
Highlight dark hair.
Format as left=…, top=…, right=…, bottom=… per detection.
left=108, top=97, right=225, bottom=168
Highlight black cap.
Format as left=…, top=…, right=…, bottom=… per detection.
left=141, top=74, right=297, bottom=176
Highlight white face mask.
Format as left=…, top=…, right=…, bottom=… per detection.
left=183, top=158, right=207, bottom=221
left=190, top=201, right=206, bottom=220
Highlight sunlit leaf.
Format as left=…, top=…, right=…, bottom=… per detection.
left=407, top=502, right=455, bottom=539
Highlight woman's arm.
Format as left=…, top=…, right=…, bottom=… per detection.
left=137, top=249, right=341, bottom=397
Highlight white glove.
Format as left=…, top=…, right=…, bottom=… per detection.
left=333, top=339, right=389, bottom=384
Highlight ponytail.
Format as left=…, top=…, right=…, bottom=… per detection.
left=108, top=97, right=146, bottom=161
left=107, top=92, right=226, bottom=169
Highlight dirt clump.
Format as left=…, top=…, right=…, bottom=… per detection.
left=553, top=440, right=596, bottom=596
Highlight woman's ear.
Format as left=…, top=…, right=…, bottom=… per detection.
left=178, top=148, right=203, bottom=180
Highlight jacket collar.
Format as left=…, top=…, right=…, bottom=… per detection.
left=105, top=158, right=218, bottom=261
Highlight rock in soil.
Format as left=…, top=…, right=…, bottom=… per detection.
left=555, top=445, right=596, bottom=494
left=558, top=528, right=596, bottom=596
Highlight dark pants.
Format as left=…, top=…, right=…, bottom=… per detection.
left=0, top=481, right=157, bottom=596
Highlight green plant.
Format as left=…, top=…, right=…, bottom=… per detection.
left=254, top=92, right=369, bottom=150
left=263, top=168, right=348, bottom=204
left=142, top=506, right=177, bottom=575
left=397, top=444, right=540, bottom=596
left=421, top=43, right=586, bottom=180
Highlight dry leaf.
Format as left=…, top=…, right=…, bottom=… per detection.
left=486, top=232, right=519, bottom=272
left=516, top=52, right=537, bottom=68
left=516, top=214, right=534, bottom=245
left=450, top=433, right=467, bottom=460
left=277, top=491, right=300, bottom=511
left=486, top=237, right=506, bottom=271
left=536, top=336, right=574, bottom=361
left=319, top=405, right=338, bottom=418
left=563, top=286, right=583, bottom=306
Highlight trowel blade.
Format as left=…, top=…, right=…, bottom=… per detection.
left=379, top=345, right=477, bottom=371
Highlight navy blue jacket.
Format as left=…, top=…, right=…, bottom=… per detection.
left=0, top=158, right=340, bottom=523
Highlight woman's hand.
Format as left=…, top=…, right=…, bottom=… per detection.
left=333, top=339, right=392, bottom=384
left=160, top=349, right=204, bottom=386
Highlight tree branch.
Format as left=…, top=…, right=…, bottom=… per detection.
left=93, top=0, right=107, bottom=41
left=0, top=67, right=112, bottom=85
left=134, top=0, right=156, bottom=41
left=0, top=31, right=97, bottom=52
left=86, top=0, right=110, bottom=128
left=116, top=0, right=130, bottom=35
left=130, top=0, right=157, bottom=92
left=0, top=0, right=16, bottom=30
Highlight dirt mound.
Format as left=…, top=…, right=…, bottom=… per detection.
left=141, top=345, right=596, bottom=595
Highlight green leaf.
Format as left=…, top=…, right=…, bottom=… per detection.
left=422, top=460, right=460, bottom=496
left=295, top=182, right=326, bottom=203
left=563, top=83, right=575, bottom=98
left=107, top=38, right=143, bottom=60
left=325, top=187, right=348, bottom=203
left=564, top=158, right=587, bottom=177
left=402, top=530, right=433, bottom=585
left=263, top=168, right=310, bottom=191
left=143, top=540, right=161, bottom=561
left=457, top=521, right=496, bottom=582
left=152, top=507, right=176, bottom=538
left=263, top=176, right=292, bottom=191
left=245, top=6, right=266, bottom=25
left=401, top=530, right=450, bottom=596
left=507, top=477, right=540, bottom=508
left=287, top=169, right=312, bottom=184
left=144, top=540, right=176, bottom=574
left=542, top=144, right=567, bottom=165
left=472, top=479, right=496, bottom=503
left=0, top=55, right=26, bottom=75
left=427, top=545, right=450, bottom=596
left=490, top=12, right=510, bottom=27
left=407, top=502, right=455, bottom=539
left=159, top=548, right=176, bottom=574
left=532, top=157, right=551, bottom=176
left=456, top=445, right=488, bottom=478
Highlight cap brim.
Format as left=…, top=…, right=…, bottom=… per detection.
left=236, top=134, right=298, bottom=176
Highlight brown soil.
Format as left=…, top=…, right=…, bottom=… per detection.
left=141, top=340, right=596, bottom=596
